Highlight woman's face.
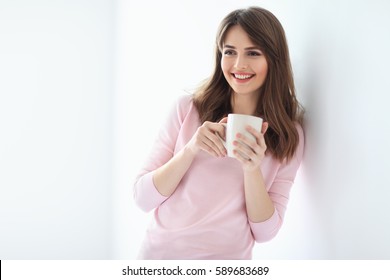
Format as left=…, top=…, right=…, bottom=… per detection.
left=221, top=25, right=268, bottom=98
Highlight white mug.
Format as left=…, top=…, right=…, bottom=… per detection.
left=220, top=114, right=263, bottom=158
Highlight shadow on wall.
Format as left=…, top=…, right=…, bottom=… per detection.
left=299, top=22, right=341, bottom=258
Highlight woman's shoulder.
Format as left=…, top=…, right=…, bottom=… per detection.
left=175, top=92, right=193, bottom=107
left=173, top=92, right=195, bottom=114
left=165, top=92, right=196, bottom=123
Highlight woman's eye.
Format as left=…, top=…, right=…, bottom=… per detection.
left=223, top=50, right=235, bottom=55
left=248, top=51, right=261, bottom=56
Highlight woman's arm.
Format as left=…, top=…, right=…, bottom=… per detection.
left=152, top=145, right=196, bottom=196
left=243, top=169, right=275, bottom=223
left=153, top=121, right=226, bottom=196
left=133, top=96, right=191, bottom=211
left=233, top=123, right=304, bottom=242
left=232, top=122, right=275, bottom=222
left=134, top=96, right=226, bottom=211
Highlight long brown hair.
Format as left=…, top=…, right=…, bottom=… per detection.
left=193, top=6, right=303, bottom=161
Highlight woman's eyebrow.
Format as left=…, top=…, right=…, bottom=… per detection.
left=223, top=44, right=261, bottom=50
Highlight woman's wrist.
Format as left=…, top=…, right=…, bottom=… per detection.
left=242, top=163, right=262, bottom=173
left=183, top=142, right=198, bottom=159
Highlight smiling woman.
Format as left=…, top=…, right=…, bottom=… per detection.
left=221, top=25, right=269, bottom=112
left=118, top=0, right=390, bottom=261
left=133, top=6, right=304, bottom=260
left=194, top=7, right=302, bottom=161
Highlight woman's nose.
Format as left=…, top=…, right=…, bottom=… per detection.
left=234, top=55, right=248, bottom=69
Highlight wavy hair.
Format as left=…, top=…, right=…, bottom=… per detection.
left=193, top=6, right=303, bottom=161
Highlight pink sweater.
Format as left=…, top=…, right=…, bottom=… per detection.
left=134, top=94, right=304, bottom=259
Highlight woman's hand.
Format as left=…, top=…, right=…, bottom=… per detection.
left=233, top=122, right=269, bottom=171
left=186, top=121, right=227, bottom=157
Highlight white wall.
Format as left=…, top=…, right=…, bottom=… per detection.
left=0, top=0, right=114, bottom=259
left=299, top=0, right=390, bottom=259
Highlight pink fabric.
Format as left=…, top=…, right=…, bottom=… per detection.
left=134, top=94, right=304, bottom=259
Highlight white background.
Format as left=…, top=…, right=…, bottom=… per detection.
left=1, top=0, right=390, bottom=259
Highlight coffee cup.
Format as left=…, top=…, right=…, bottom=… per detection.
left=219, top=114, right=263, bottom=159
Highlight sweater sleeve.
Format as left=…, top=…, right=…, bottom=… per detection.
left=133, top=95, right=192, bottom=212
left=249, top=124, right=305, bottom=242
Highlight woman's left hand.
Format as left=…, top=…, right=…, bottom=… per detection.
left=233, top=122, right=268, bottom=171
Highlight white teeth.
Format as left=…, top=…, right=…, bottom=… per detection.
left=234, top=74, right=252, bottom=80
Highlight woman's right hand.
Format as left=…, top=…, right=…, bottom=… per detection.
left=186, top=121, right=227, bottom=157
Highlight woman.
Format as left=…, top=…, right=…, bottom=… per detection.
left=134, top=6, right=304, bottom=259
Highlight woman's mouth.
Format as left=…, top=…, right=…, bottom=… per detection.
left=232, top=73, right=254, bottom=82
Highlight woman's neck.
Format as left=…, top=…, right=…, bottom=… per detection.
left=231, top=92, right=259, bottom=115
